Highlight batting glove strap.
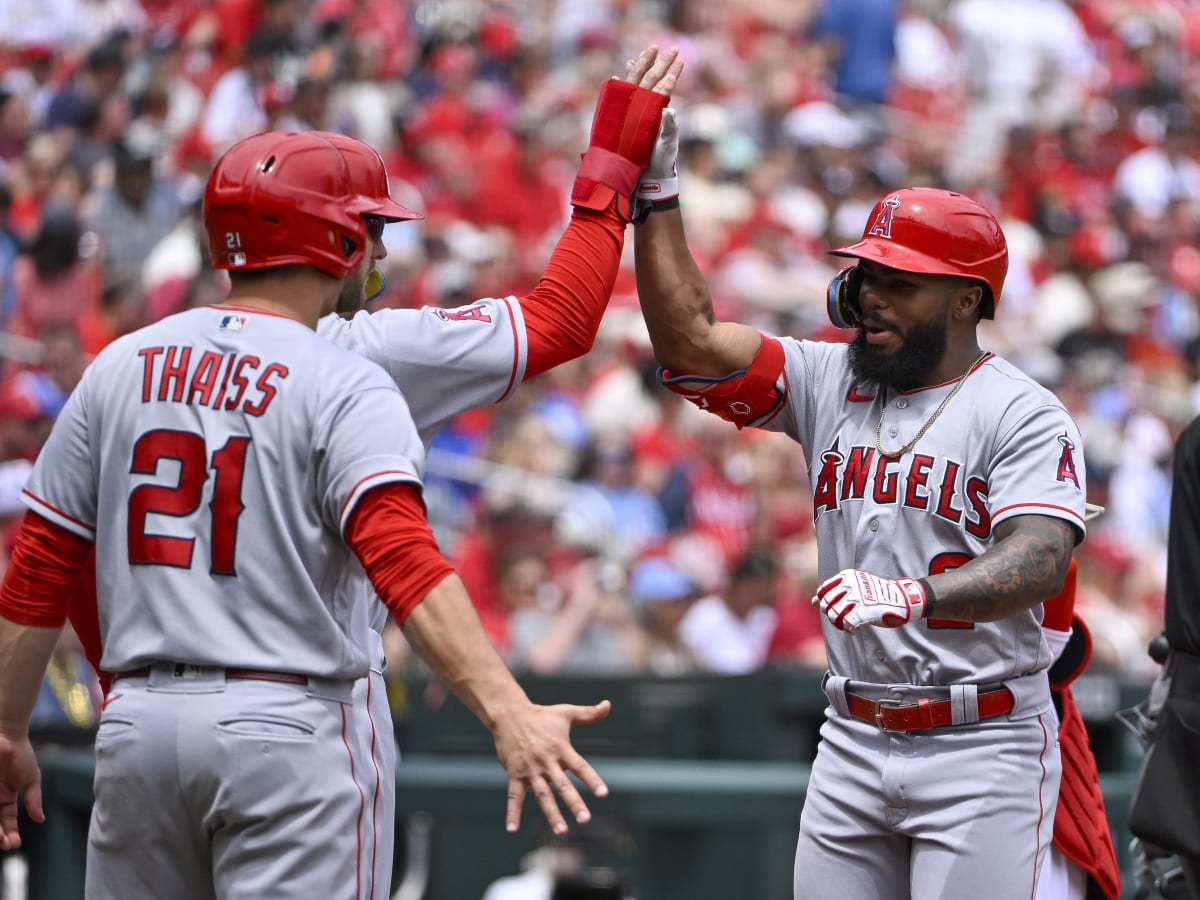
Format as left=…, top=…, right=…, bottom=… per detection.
left=813, top=569, right=928, bottom=634
left=631, top=107, right=680, bottom=224
left=572, top=79, right=670, bottom=216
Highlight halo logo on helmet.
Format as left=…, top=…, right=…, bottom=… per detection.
left=823, top=187, right=1009, bottom=329
left=867, top=197, right=901, bottom=240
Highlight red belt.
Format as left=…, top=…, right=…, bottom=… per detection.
left=115, top=665, right=308, bottom=686
left=846, top=687, right=1014, bottom=732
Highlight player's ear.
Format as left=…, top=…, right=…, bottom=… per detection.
left=953, top=280, right=984, bottom=321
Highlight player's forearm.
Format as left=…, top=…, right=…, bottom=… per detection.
left=520, top=201, right=625, bottom=379
left=634, top=208, right=720, bottom=372
left=402, top=574, right=532, bottom=729
left=634, top=209, right=761, bottom=376
left=0, top=618, right=61, bottom=734
left=923, top=516, right=1075, bottom=623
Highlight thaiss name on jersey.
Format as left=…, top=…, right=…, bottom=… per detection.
left=137, top=346, right=287, bottom=416
left=812, top=437, right=990, bottom=537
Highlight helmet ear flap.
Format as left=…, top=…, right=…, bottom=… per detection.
left=827, top=265, right=864, bottom=328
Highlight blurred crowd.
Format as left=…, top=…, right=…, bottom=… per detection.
left=1, top=0, right=1194, bottom=714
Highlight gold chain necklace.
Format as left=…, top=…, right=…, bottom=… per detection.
left=875, top=352, right=987, bottom=458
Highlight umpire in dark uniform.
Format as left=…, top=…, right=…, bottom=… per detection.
left=1129, top=414, right=1200, bottom=898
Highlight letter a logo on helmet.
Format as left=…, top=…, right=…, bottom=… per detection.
left=867, top=196, right=901, bottom=240
left=825, top=187, right=1009, bottom=325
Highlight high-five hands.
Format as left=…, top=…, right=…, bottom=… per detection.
left=813, top=569, right=928, bottom=634
left=624, top=44, right=683, bottom=95
left=571, top=45, right=683, bottom=218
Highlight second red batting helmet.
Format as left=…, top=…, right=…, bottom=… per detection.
left=204, top=131, right=383, bottom=279
left=319, top=132, right=423, bottom=222
left=825, top=187, right=1009, bottom=328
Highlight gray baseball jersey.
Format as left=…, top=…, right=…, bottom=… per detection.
left=318, top=296, right=529, bottom=454
left=761, top=341, right=1087, bottom=686
left=24, top=304, right=426, bottom=678
left=756, top=340, right=1080, bottom=900
left=318, top=296, right=530, bottom=897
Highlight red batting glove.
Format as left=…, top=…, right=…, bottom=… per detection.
left=571, top=80, right=670, bottom=218
left=813, top=569, right=927, bottom=634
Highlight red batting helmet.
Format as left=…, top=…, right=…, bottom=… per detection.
left=825, top=187, right=1009, bottom=328
left=204, top=131, right=384, bottom=279
left=318, top=132, right=423, bottom=222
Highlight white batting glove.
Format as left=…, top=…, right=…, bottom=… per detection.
left=813, top=569, right=928, bottom=634
left=632, top=107, right=679, bottom=221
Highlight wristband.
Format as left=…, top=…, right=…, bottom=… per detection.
left=636, top=176, right=679, bottom=203
left=649, top=197, right=679, bottom=212
left=917, top=577, right=936, bottom=619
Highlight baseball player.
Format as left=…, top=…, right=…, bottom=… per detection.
left=632, top=109, right=1086, bottom=899
left=315, top=46, right=682, bottom=897
left=53, top=45, right=684, bottom=899
left=0, top=130, right=613, bottom=900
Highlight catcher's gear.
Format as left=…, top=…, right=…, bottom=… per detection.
left=205, top=131, right=384, bottom=279
left=1054, top=683, right=1122, bottom=899
left=632, top=107, right=680, bottom=222
left=572, top=79, right=670, bottom=220
left=814, top=568, right=928, bottom=634
left=826, top=187, right=1009, bottom=328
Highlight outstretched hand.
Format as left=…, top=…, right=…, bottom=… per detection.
left=0, top=731, right=44, bottom=851
left=624, top=45, right=683, bottom=96
left=492, top=698, right=612, bottom=835
left=571, top=44, right=684, bottom=215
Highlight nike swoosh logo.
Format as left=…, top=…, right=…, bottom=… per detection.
left=847, top=386, right=876, bottom=402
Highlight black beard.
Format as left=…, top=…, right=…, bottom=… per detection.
left=848, top=317, right=948, bottom=391
left=335, top=277, right=367, bottom=317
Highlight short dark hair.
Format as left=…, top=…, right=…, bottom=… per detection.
left=732, top=548, right=779, bottom=582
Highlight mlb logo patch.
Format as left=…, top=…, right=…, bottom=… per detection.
left=227, top=252, right=247, bottom=266
left=218, top=314, right=248, bottom=331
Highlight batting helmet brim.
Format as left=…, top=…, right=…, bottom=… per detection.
left=829, top=239, right=1000, bottom=318
left=829, top=239, right=970, bottom=280
left=373, top=197, right=424, bottom=222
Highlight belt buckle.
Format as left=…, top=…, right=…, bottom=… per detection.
left=873, top=697, right=908, bottom=732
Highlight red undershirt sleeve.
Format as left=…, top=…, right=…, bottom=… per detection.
left=68, top=547, right=103, bottom=678
left=345, top=482, right=455, bottom=626
left=1041, top=558, right=1077, bottom=633
left=520, top=200, right=625, bottom=379
left=0, top=511, right=93, bottom=628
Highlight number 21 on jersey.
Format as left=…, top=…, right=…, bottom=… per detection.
left=127, top=429, right=250, bottom=576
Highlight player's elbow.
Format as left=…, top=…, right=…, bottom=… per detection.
left=644, top=302, right=723, bottom=373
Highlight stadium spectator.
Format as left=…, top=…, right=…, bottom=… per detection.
left=678, top=547, right=780, bottom=675
left=86, top=136, right=182, bottom=286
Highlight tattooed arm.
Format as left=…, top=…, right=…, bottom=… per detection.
left=924, top=516, right=1077, bottom=623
